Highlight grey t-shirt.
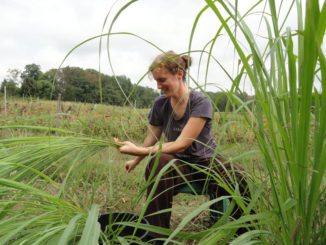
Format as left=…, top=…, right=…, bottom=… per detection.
left=148, top=90, right=216, bottom=161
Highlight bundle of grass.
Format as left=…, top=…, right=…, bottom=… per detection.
left=0, top=125, right=123, bottom=244
left=0, top=128, right=119, bottom=182
left=0, top=177, right=101, bottom=245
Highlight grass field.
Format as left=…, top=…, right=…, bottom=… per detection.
left=1, top=1, right=325, bottom=243
left=0, top=97, right=260, bottom=244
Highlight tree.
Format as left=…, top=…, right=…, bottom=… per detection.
left=1, top=69, right=21, bottom=96
left=21, top=64, right=41, bottom=81
left=35, top=80, right=55, bottom=99
left=6, top=69, right=21, bottom=85
left=42, top=69, right=60, bottom=98
left=0, top=79, right=20, bottom=97
left=20, top=64, right=42, bottom=97
left=60, top=66, right=95, bottom=102
left=20, top=78, right=37, bottom=97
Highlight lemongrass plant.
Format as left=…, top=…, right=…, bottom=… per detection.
left=0, top=176, right=100, bottom=245
left=193, top=0, right=326, bottom=244
left=0, top=125, right=121, bottom=244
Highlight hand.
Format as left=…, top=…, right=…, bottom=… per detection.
left=114, top=138, right=141, bottom=155
left=125, top=159, right=139, bottom=173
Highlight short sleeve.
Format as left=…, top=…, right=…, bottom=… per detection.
left=148, top=96, right=164, bottom=126
left=189, top=93, right=213, bottom=119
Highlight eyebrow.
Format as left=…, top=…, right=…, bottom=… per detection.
left=157, top=78, right=166, bottom=82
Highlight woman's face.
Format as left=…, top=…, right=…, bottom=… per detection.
left=152, top=67, right=183, bottom=98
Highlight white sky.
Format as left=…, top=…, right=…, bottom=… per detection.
left=0, top=0, right=309, bottom=95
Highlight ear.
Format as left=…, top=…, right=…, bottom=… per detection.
left=177, top=68, right=184, bottom=80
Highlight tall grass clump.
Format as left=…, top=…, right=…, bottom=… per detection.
left=0, top=126, right=126, bottom=244
left=196, top=0, right=326, bottom=244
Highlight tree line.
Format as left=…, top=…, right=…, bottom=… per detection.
left=1, top=63, right=251, bottom=110
left=0, top=64, right=160, bottom=108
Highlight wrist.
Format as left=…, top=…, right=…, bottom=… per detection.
left=146, top=145, right=159, bottom=155
left=141, top=146, right=150, bottom=155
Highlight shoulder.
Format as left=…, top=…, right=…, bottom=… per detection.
left=151, top=95, right=169, bottom=111
left=153, top=95, right=168, bottom=105
left=148, top=95, right=168, bottom=125
left=189, top=90, right=213, bottom=118
left=190, top=90, right=211, bottom=105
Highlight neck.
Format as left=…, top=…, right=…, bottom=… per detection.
left=171, top=84, right=190, bottom=105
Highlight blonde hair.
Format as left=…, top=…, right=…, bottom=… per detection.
left=149, top=51, right=192, bottom=81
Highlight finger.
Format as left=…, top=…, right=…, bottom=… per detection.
left=128, top=165, right=134, bottom=173
left=114, top=138, right=125, bottom=145
left=118, top=141, right=128, bottom=146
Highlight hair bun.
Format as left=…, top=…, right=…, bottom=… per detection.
left=181, top=55, right=192, bottom=69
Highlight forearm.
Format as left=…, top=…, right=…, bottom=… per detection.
left=117, top=124, right=193, bottom=157
left=147, top=140, right=188, bottom=155
left=130, top=140, right=188, bottom=157
left=132, top=130, right=160, bottom=163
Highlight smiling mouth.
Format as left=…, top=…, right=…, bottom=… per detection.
left=160, top=89, right=168, bottom=96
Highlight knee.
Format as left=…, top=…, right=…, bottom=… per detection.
left=145, top=153, right=175, bottom=180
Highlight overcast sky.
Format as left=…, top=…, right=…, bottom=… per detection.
left=0, top=0, right=307, bottom=94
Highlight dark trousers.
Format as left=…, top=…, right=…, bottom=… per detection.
left=144, top=153, right=250, bottom=238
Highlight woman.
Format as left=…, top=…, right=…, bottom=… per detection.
left=114, top=51, right=249, bottom=240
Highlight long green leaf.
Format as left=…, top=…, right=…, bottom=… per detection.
left=78, top=204, right=100, bottom=245
left=58, top=214, right=83, bottom=245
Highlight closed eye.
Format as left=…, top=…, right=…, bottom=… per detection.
left=157, top=78, right=166, bottom=83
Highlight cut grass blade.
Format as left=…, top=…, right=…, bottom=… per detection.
left=79, top=204, right=100, bottom=245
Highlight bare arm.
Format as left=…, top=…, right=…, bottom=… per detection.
left=116, top=117, right=207, bottom=156
left=133, top=125, right=162, bottom=162
left=123, top=125, right=162, bottom=173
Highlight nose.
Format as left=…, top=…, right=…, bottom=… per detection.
left=157, top=82, right=162, bottom=89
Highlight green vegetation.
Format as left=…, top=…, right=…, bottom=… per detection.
left=201, top=0, right=326, bottom=244
left=0, top=99, right=256, bottom=244
left=1, top=64, right=159, bottom=108
left=0, top=0, right=325, bottom=244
